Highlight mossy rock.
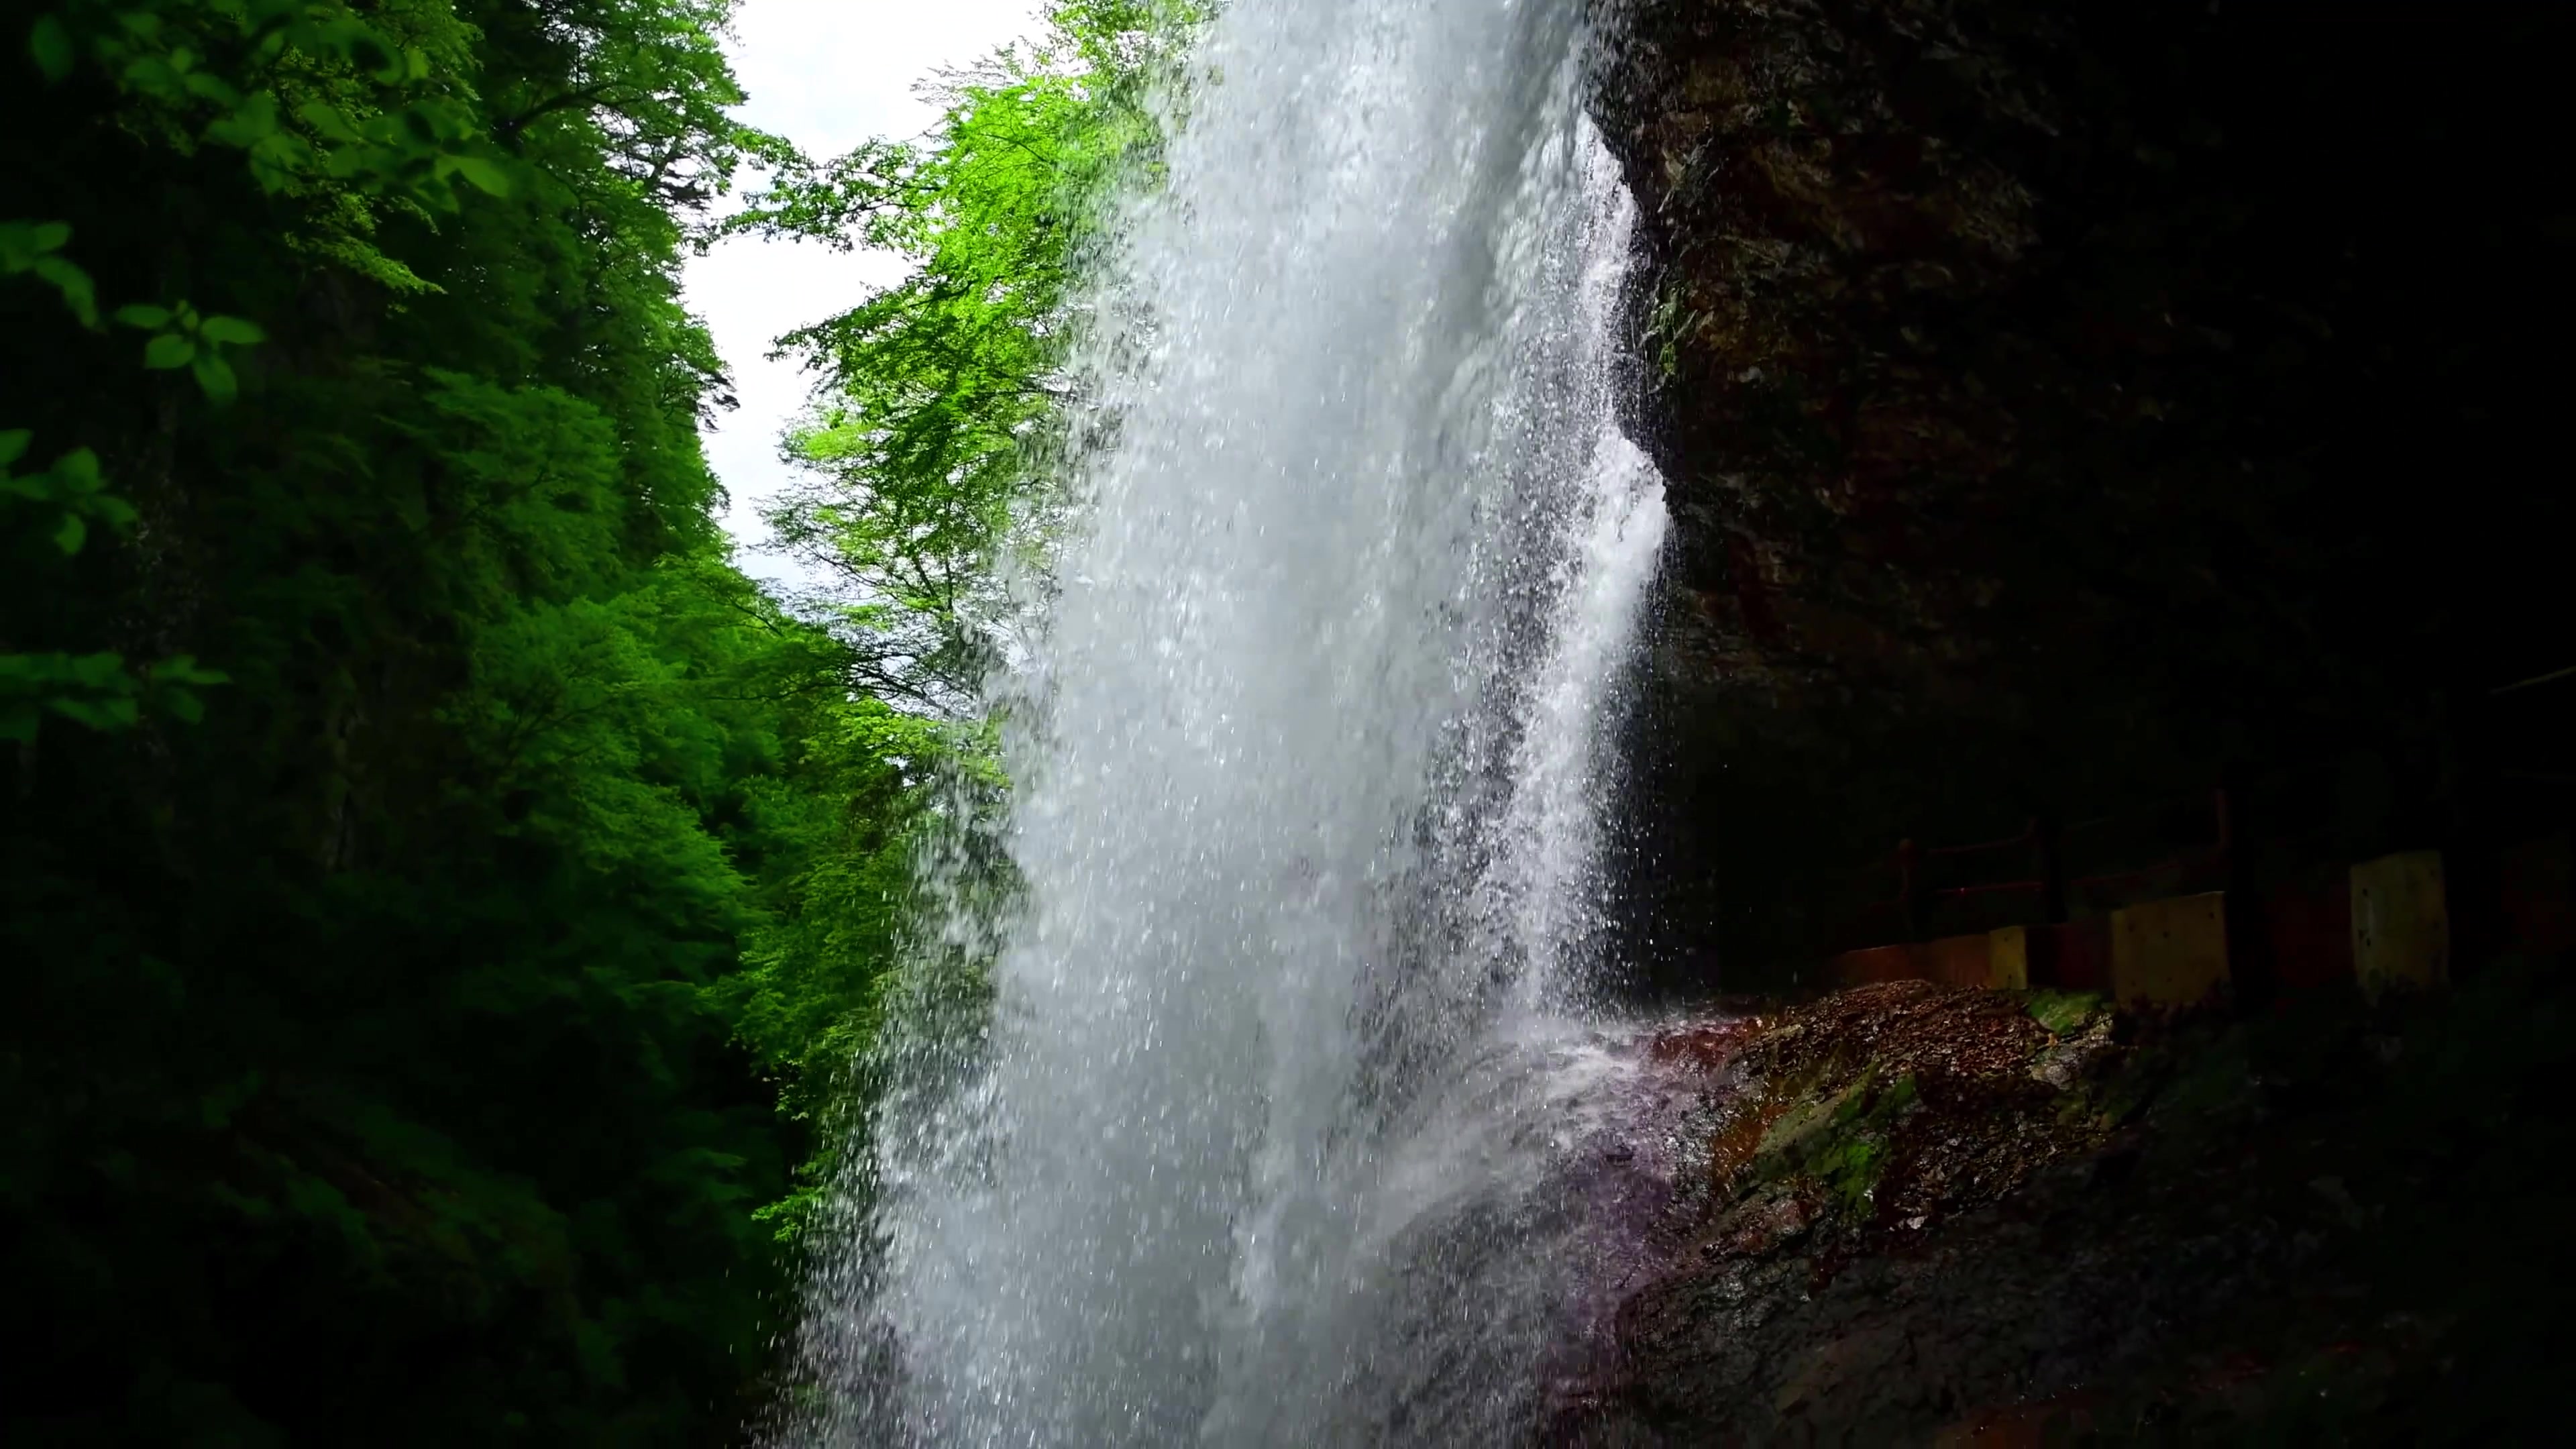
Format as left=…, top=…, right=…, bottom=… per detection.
left=2024, top=989, right=2109, bottom=1038
left=1750, top=1069, right=1919, bottom=1214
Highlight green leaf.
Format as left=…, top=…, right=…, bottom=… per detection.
left=114, top=303, right=173, bottom=330
left=51, top=694, right=140, bottom=731
left=67, top=651, right=127, bottom=687
left=122, top=55, right=177, bottom=99
left=32, top=256, right=96, bottom=327
left=52, top=511, right=85, bottom=554
left=50, top=447, right=101, bottom=489
left=443, top=154, right=511, bottom=198
left=242, top=132, right=315, bottom=193
left=28, top=15, right=71, bottom=82
left=146, top=655, right=229, bottom=688
left=0, top=429, right=27, bottom=467
left=144, top=333, right=196, bottom=370
left=199, top=316, right=264, bottom=345
left=295, top=100, right=363, bottom=144
left=205, top=90, right=280, bottom=149
left=181, top=70, right=240, bottom=106
left=191, top=353, right=237, bottom=402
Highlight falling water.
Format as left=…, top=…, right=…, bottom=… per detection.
left=793, top=1, right=1670, bottom=1442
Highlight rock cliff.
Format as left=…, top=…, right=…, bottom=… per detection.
left=1592, top=1, right=2576, bottom=985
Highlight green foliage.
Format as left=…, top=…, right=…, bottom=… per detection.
left=683, top=2, right=1205, bottom=1238
left=0, top=649, right=224, bottom=740
left=3, top=0, right=1200, bottom=1435
left=1, top=431, right=133, bottom=555
left=117, top=299, right=268, bottom=400
left=728, top=0, right=1200, bottom=709
left=0, top=0, right=973, bottom=1441
left=1, top=218, right=99, bottom=325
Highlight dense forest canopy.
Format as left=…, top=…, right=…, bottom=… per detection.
left=0, top=0, right=1179, bottom=1440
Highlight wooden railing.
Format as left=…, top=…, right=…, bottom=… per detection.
left=1827, top=776, right=2292, bottom=954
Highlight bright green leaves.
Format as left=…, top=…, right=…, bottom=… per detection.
left=117, top=299, right=266, bottom=400
left=721, top=137, right=922, bottom=254
left=436, top=152, right=511, bottom=199
left=0, top=218, right=99, bottom=327
left=741, top=6, right=1193, bottom=711
left=0, top=649, right=226, bottom=743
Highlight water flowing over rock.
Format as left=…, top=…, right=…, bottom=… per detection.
left=782, top=3, right=1672, bottom=1443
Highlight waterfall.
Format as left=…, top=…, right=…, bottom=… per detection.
left=790, top=1, right=1670, bottom=1442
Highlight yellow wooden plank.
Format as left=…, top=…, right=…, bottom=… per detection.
left=1988, top=926, right=2031, bottom=991
left=2351, top=850, right=2449, bottom=1000
left=2108, top=892, right=2231, bottom=1008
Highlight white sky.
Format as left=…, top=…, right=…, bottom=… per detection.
left=688, top=0, right=1043, bottom=587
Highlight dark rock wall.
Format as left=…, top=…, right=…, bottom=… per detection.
left=1592, top=0, right=2576, bottom=989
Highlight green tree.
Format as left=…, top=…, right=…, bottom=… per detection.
left=3, top=0, right=1199, bottom=1439
left=725, top=0, right=1199, bottom=713
left=0, top=0, right=944, bottom=1441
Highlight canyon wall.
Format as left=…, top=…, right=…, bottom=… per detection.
left=1594, top=0, right=2576, bottom=987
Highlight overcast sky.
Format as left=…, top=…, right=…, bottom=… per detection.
left=687, top=0, right=1042, bottom=587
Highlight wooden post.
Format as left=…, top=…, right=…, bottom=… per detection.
left=1898, top=838, right=1925, bottom=939
left=2214, top=773, right=2274, bottom=1009
left=2035, top=815, right=2066, bottom=924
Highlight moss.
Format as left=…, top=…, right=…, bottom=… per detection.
left=2024, top=989, right=2108, bottom=1038
left=1816, top=1131, right=1892, bottom=1215
left=1750, top=1067, right=1920, bottom=1216
left=1754, top=1074, right=1866, bottom=1165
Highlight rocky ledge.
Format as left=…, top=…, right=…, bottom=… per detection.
left=1548, top=955, right=2575, bottom=1444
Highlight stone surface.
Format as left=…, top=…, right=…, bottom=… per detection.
left=1549, top=960, right=2576, bottom=1446
left=1593, top=0, right=2576, bottom=991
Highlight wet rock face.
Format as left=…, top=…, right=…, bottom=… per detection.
left=1550, top=962, right=2576, bottom=1446
left=1550, top=983, right=2167, bottom=1442
left=1599, top=0, right=2056, bottom=706
left=1590, top=1, right=2576, bottom=984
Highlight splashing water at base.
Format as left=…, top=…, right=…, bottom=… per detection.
left=790, top=1, right=1672, bottom=1443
